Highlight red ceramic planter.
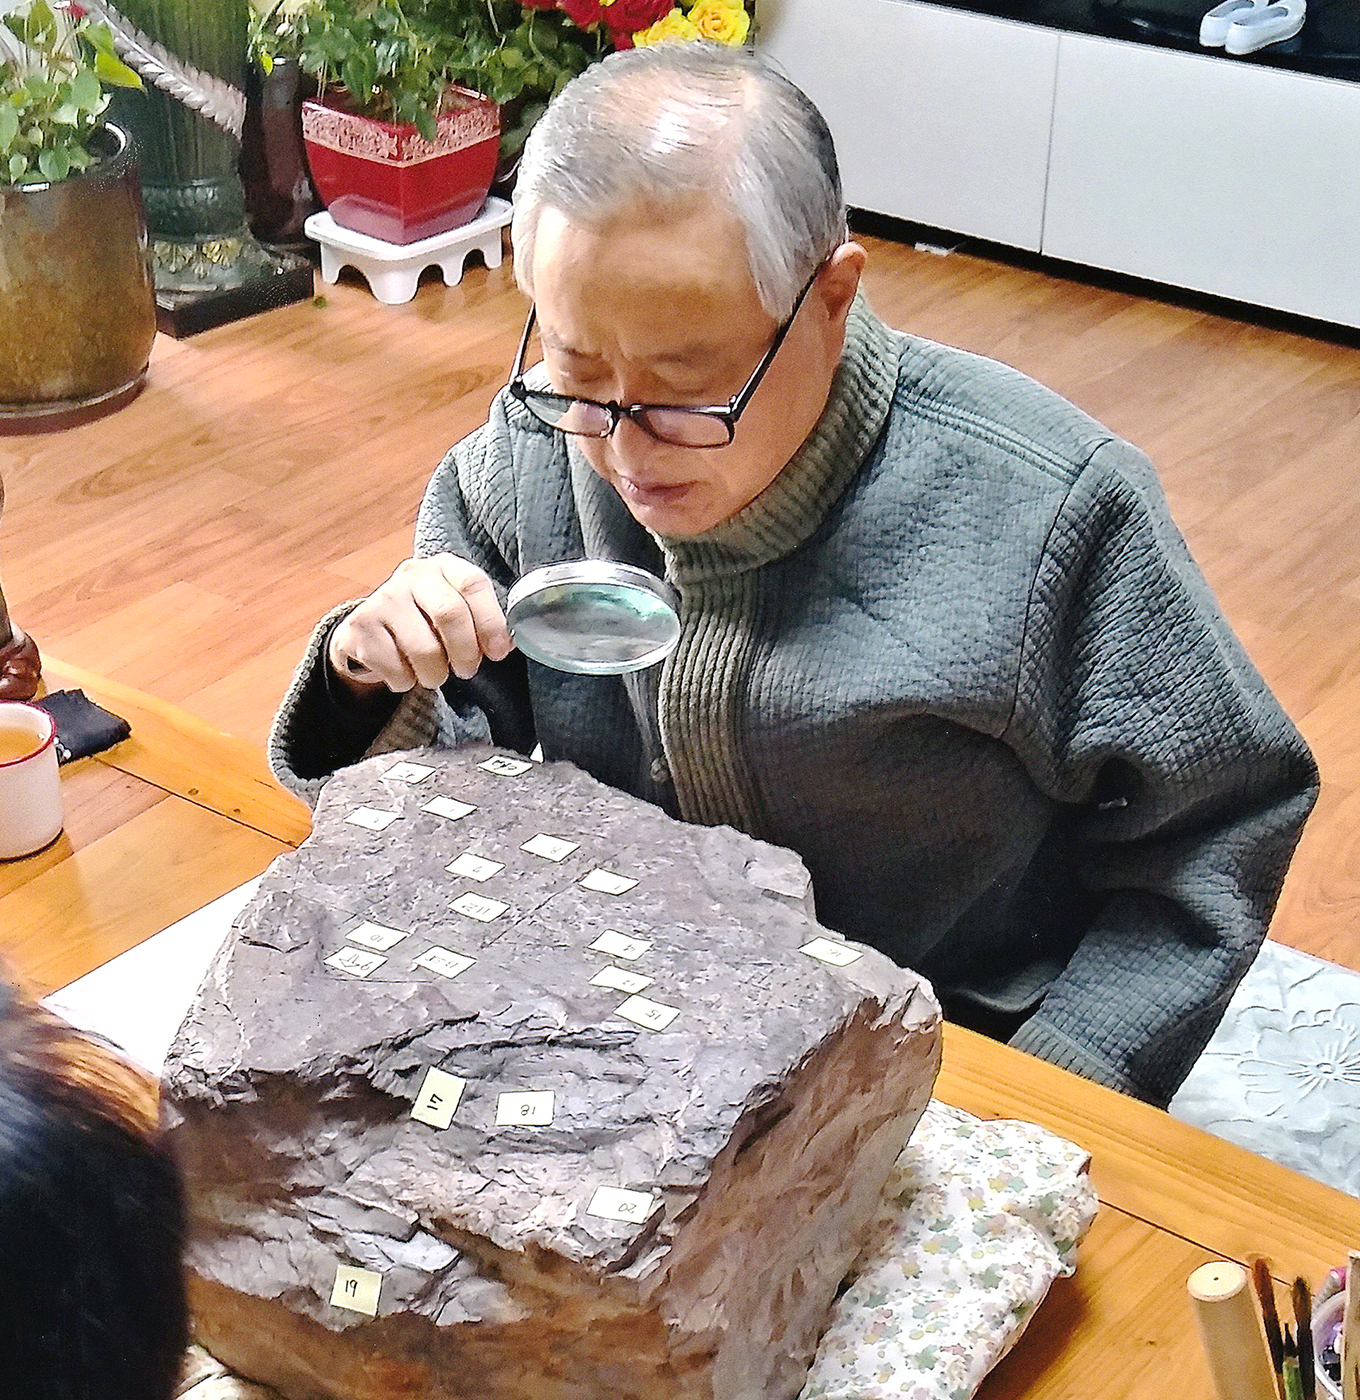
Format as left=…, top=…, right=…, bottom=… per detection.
left=301, top=89, right=500, bottom=245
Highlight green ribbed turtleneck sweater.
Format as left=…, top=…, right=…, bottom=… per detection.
left=644, top=300, right=900, bottom=834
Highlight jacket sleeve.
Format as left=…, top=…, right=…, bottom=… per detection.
left=269, top=392, right=537, bottom=804
left=1005, top=438, right=1318, bottom=1106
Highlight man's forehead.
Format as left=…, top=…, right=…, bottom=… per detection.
left=533, top=203, right=755, bottom=296
left=536, top=196, right=741, bottom=247
left=528, top=202, right=770, bottom=367
left=537, top=319, right=726, bottom=368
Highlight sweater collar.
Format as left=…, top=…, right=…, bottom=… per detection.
left=645, top=295, right=901, bottom=585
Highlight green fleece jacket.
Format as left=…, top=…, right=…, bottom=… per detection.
left=271, top=299, right=1317, bottom=1107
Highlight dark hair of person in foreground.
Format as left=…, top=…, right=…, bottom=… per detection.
left=0, top=980, right=188, bottom=1400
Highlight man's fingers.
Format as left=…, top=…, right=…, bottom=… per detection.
left=436, top=556, right=513, bottom=663
left=383, top=594, right=455, bottom=691
left=327, top=555, right=511, bottom=695
left=408, top=573, right=482, bottom=682
left=331, top=614, right=418, bottom=693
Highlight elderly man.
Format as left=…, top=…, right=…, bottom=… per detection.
left=272, top=44, right=1316, bottom=1107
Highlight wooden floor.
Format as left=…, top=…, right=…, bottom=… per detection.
left=2, top=233, right=1356, bottom=970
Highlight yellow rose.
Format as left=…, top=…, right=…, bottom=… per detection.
left=632, top=7, right=700, bottom=44
left=685, top=0, right=750, bottom=44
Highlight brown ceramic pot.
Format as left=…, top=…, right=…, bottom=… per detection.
left=0, top=122, right=158, bottom=433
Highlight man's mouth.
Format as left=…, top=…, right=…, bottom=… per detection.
left=614, top=476, right=694, bottom=505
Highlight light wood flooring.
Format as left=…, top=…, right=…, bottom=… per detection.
left=2, top=232, right=1356, bottom=969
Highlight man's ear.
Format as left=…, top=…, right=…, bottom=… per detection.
left=816, top=241, right=868, bottom=346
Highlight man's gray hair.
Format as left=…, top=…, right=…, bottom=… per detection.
left=510, top=44, right=847, bottom=321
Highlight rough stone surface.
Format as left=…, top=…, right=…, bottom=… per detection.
left=165, top=745, right=942, bottom=1400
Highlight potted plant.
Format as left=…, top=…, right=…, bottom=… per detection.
left=251, top=0, right=753, bottom=246
left=251, top=0, right=608, bottom=239
left=253, top=0, right=503, bottom=244
left=0, top=0, right=155, bottom=431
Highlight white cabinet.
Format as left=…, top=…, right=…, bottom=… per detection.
left=758, top=0, right=1360, bottom=328
left=1044, top=34, right=1360, bottom=327
left=758, top=0, right=1060, bottom=250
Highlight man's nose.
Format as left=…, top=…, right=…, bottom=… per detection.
left=609, top=414, right=668, bottom=468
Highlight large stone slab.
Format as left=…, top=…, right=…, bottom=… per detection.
left=165, top=745, right=942, bottom=1400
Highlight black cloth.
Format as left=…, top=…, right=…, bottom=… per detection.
left=33, top=690, right=130, bottom=765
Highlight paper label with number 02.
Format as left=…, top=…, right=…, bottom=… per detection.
left=586, top=1186, right=655, bottom=1223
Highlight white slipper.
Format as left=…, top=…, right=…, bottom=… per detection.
left=1224, top=0, right=1305, bottom=51
left=1199, top=0, right=1267, bottom=46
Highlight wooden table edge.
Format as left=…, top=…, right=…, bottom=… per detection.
left=39, top=658, right=311, bottom=845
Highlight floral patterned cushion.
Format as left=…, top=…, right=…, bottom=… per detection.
left=802, top=1100, right=1097, bottom=1400
left=174, top=1100, right=1097, bottom=1400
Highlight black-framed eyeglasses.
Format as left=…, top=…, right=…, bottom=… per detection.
left=506, top=269, right=820, bottom=449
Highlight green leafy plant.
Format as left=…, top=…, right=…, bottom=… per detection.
left=249, top=0, right=606, bottom=153
left=0, top=0, right=142, bottom=186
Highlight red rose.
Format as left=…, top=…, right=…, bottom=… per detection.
left=558, top=0, right=605, bottom=27
left=602, top=0, right=672, bottom=38
left=609, top=27, right=634, bottom=48
left=59, top=1, right=87, bottom=15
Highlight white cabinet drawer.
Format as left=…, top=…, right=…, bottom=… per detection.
left=1044, top=33, right=1360, bottom=327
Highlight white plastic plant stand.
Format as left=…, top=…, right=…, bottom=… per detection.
left=304, top=196, right=513, bottom=306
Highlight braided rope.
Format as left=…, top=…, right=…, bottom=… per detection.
left=84, top=0, right=246, bottom=140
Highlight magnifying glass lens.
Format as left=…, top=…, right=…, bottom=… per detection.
left=506, top=563, right=680, bottom=675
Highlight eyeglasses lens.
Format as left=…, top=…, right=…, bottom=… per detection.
left=523, top=395, right=612, bottom=436
left=635, top=408, right=732, bottom=447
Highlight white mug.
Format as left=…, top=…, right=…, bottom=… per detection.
left=0, top=701, right=64, bottom=859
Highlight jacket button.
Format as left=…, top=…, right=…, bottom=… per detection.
left=650, top=757, right=670, bottom=785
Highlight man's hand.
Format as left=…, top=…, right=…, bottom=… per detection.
left=327, top=555, right=514, bottom=696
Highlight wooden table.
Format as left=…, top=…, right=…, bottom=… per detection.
left=0, top=659, right=309, bottom=995
left=6, top=663, right=1358, bottom=1400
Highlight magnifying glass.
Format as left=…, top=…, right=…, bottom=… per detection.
left=506, top=561, right=680, bottom=675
